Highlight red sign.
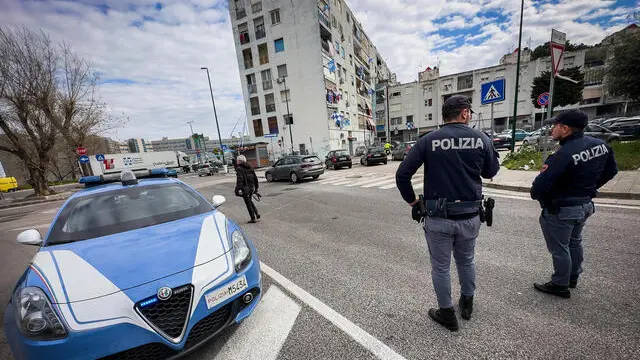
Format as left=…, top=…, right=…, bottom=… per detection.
left=550, top=43, right=565, bottom=77
left=76, top=147, right=87, bottom=156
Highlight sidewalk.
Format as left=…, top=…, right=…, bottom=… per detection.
left=0, top=191, right=75, bottom=210
left=483, top=168, right=640, bottom=200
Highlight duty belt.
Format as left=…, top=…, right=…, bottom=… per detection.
left=543, top=196, right=592, bottom=214
left=425, top=199, right=482, bottom=219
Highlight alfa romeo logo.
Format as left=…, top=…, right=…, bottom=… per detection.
left=157, top=287, right=172, bottom=301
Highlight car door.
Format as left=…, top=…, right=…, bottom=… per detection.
left=272, top=159, right=284, bottom=180
left=325, top=151, right=334, bottom=168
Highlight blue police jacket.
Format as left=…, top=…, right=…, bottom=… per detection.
left=531, top=131, right=618, bottom=204
left=396, top=123, right=500, bottom=204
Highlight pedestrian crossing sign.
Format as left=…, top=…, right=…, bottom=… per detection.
left=481, top=79, right=506, bottom=105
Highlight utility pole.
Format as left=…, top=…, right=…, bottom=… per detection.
left=510, top=0, right=525, bottom=153
left=279, top=76, right=294, bottom=154
left=201, top=67, right=224, bottom=163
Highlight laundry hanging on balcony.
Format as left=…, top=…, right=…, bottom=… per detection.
left=327, top=40, right=336, bottom=57
left=326, top=88, right=341, bottom=104
left=327, top=59, right=336, bottom=73
left=357, top=66, right=364, bottom=79
left=407, top=122, right=415, bottom=130
left=368, top=57, right=374, bottom=64
left=331, top=111, right=343, bottom=128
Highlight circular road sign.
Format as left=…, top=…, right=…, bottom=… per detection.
left=537, top=92, right=550, bottom=107
left=76, top=147, right=87, bottom=156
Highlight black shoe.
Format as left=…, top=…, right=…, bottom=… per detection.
left=569, top=278, right=578, bottom=288
left=256, top=213, right=261, bottom=220
left=428, top=307, right=459, bottom=332
left=534, top=281, right=571, bottom=298
left=459, top=295, right=473, bottom=320
left=248, top=219, right=257, bottom=224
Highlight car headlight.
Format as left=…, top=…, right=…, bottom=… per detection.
left=231, top=230, right=251, bottom=272
left=13, top=286, right=67, bottom=340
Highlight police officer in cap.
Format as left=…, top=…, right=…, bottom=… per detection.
left=531, top=109, right=618, bottom=298
left=396, top=95, right=500, bottom=331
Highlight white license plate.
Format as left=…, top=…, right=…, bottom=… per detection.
left=205, top=275, right=248, bottom=309
left=376, top=153, right=383, bottom=156
left=339, top=157, right=346, bottom=160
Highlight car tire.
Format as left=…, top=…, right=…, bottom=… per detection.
left=522, top=140, right=529, bottom=146
left=383, top=160, right=388, bottom=165
left=312, top=175, right=320, bottom=179
left=348, top=164, right=352, bottom=169
left=290, top=172, right=299, bottom=183
left=364, top=159, right=368, bottom=166
left=333, top=163, right=338, bottom=170
left=266, top=173, right=273, bottom=182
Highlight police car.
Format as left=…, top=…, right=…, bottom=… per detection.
left=3, top=169, right=262, bottom=359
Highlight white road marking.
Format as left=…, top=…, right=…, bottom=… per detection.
left=346, top=176, right=392, bottom=187
left=379, top=182, right=398, bottom=190
left=41, top=209, right=59, bottom=214
left=11, top=223, right=51, bottom=231
left=261, top=262, right=407, bottom=360
left=362, top=178, right=396, bottom=188
left=214, top=286, right=301, bottom=360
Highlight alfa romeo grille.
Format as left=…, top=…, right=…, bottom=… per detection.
left=135, top=284, right=193, bottom=342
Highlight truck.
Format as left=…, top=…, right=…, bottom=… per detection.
left=80, top=151, right=192, bottom=177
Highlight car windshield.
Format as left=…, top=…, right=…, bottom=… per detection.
left=335, top=150, right=349, bottom=156
left=302, top=156, right=321, bottom=163
left=47, top=183, right=212, bottom=245
left=369, top=147, right=384, bottom=153
left=200, top=164, right=210, bottom=168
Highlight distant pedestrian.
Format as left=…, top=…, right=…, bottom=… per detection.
left=531, top=110, right=618, bottom=298
left=396, top=95, right=500, bottom=332
left=234, top=155, right=260, bottom=223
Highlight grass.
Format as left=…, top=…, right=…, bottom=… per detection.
left=611, top=140, right=640, bottom=171
left=502, top=146, right=543, bottom=171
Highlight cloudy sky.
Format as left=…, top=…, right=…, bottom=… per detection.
left=0, top=0, right=637, bottom=141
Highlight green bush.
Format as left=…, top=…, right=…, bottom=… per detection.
left=611, top=140, right=640, bottom=171
left=502, top=146, right=543, bottom=171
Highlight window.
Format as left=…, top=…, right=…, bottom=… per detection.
left=270, top=9, right=281, bottom=25
left=261, top=69, right=272, bottom=90
left=390, top=117, right=402, bottom=125
left=250, top=97, right=260, bottom=115
left=406, top=115, right=414, bottom=124
left=246, top=73, right=257, bottom=94
left=274, top=38, right=285, bottom=53
left=258, top=43, right=269, bottom=64
left=284, top=114, right=293, bottom=125
left=428, top=114, right=433, bottom=121
left=253, top=118, right=264, bottom=137
left=331, top=14, right=337, bottom=28
left=254, top=17, right=265, bottom=39
left=457, top=74, right=473, bottom=90
left=280, top=89, right=290, bottom=102
left=277, top=64, right=288, bottom=78
left=389, top=104, right=401, bottom=112
left=251, top=1, right=262, bottom=13
left=265, top=93, right=276, bottom=112
left=238, top=23, right=250, bottom=44
left=268, top=116, right=278, bottom=134
left=235, top=0, right=246, bottom=19
left=391, top=91, right=401, bottom=97
left=242, top=48, right=253, bottom=69
left=424, top=98, right=432, bottom=106
left=346, top=13, right=350, bottom=23
left=405, top=87, right=414, bottom=95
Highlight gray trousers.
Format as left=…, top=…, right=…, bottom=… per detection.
left=539, top=203, right=594, bottom=286
left=423, top=215, right=481, bottom=309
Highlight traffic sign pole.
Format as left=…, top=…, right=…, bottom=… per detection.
left=490, top=102, right=495, bottom=138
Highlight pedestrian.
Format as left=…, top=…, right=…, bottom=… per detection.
left=396, top=95, right=500, bottom=332
left=531, top=110, right=618, bottom=298
left=234, top=155, right=261, bottom=223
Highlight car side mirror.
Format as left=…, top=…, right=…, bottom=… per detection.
left=17, top=229, right=43, bottom=246
left=211, top=195, right=226, bottom=208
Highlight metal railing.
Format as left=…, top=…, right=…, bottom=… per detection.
left=248, top=84, right=257, bottom=94
left=318, top=9, right=330, bottom=28
left=244, top=59, right=253, bottom=69
left=262, top=80, right=273, bottom=90
left=236, top=8, right=246, bottom=20
left=251, top=106, right=260, bottom=115
left=255, top=28, right=266, bottom=39
left=266, top=104, right=276, bottom=112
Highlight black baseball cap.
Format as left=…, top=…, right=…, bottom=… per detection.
left=443, top=95, right=475, bottom=113
left=546, top=109, right=588, bottom=129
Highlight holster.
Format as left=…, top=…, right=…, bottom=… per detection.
left=481, top=197, right=495, bottom=226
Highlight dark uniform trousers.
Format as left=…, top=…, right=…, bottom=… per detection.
left=539, top=203, right=594, bottom=286
left=243, top=193, right=259, bottom=220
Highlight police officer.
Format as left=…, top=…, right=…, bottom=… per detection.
left=531, top=110, right=618, bottom=298
left=396, top=95, right=500, bottom=332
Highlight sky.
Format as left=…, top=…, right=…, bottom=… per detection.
left=0, top=0, right=637, bottom=141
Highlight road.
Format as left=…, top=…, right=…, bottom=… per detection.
left=1, top=162, right=639, bottom=359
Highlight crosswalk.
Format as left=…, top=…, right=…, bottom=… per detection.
left=305, top=170, right=423, bottom=191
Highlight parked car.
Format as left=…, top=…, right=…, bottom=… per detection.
left=354, top=145, right=367, bottom=156
left=360, top=147, right=388, bottom=166
left=265, top=155, right=324, bottom=183
left=584, top=124, right=621, bottom=143
left=391, top=141, right=416, bottom=161
left=600, top=117, right=628, bottom=129
left=500, top=129, right=530, bottom=141
left=486, top=132, right=513, bottom=150
left=522, top=128, right=558, bottom=151
left=0, top=176, right=18, bottom=192
left=325, top=150, right=352, bottom=170
left=197, top=163, right=217, bottom=176
left=608, top=118, right=640, bottom=140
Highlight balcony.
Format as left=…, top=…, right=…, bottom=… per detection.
left=240, top=32, right=250, bottom=45
left=266, top=103, right=276, bottom=112
left=248, top=84, right=257, bottom=94
left=255, top=27, right=266, bottom=40
left=262, top=80, right=273, bottom=91
left=318, top=9, right=330, bottom=29
left=251, top=106, right=260, bottom=116
left=236, top=8, right=247, bottom=20
left=243, top=59, right=253, bottom=69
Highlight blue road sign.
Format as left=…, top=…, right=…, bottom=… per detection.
left=95, top=154, right=105, bottom=161
left=480, top=79, right=506, bottom=105
left=221, top=144, right=228, bottom=151
left=537, top=92, right=550, bottom=107
left=79, top=155, right=90, bottom=163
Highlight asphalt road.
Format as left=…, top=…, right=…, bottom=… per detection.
left=1, top=164, right=639, bottom=359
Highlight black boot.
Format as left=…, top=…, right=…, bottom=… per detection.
left=248, top=218, right=257, bottom=224
left=533, top=281, right=571, bottom=298
left=428, top=307, right=459, bottom=332
left=459, top=295, right=473, bottom=320
left=569, top=278, right=578, bottom=289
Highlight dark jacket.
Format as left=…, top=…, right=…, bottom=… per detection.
left=531, top=131, right=618, bottom=205
left=396, top=123, right=500, bottom=204
left=235, top=162, right=259, bottom=197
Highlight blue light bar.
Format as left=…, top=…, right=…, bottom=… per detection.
left=139, top=297, right=158, bottom=308
left=79, top=176, right=103, bottom=184
left=150, top=168, right=169, bottom=175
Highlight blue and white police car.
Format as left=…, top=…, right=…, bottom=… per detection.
left=3, top=169, right=262, bottom=359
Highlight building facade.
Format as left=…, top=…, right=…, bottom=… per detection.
left=149, top=135, right=252, bottom=156
left=229, top=0, right=392, bottom=157
left=126, top=138, right=151, bottom=153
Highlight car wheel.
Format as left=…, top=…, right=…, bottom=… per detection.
left=266, top=172, right=273, bottom=182
left=333, top=163, right=338, bottom=170
left=364, top=159, right=368, bottom=166
left=522, top=140, right=529, bottom=146
left=290, top=172, right=299, bottom=183
left=348, top=164, right=352, bottom=169
left=383, top=160, right=388, bottom=165
left=312, top=175, right=320, bottom=179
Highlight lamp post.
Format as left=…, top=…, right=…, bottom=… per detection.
left=200, top=67, right=224, bottom=159
left=510, top=0, right=525, bottom=153
left=278, top=76, right=294, bottom=154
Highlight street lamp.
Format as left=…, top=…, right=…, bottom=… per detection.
left=200, top=67, right=224, bottom=159
left=277, top=76, right=294, bottom=154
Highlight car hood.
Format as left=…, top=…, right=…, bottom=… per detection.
left=28, top=211, right=231, bottom=303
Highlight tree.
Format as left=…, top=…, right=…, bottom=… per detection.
left=530, top=41, right=593, bottom=60
left=606, top=33, right=640, bottom=102
left=530, top=66, right=585, bottom=110
left=0, top=27, right=108, bottom=195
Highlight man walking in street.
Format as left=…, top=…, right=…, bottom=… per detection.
left=235, top=155, right=261, bottom=223
left=396, top=95, right=500, bottom=332
left=531, top=110, right=618, bottom=298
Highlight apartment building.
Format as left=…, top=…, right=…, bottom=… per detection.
left=379, top=24, right=638, bottom=142
left=229, top=0, right=393, bottom=156
left=150, top=135, right=252, bottom=156
left=127, top=138, right=152, bottom=153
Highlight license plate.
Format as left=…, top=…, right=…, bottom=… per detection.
left=339, top=157, right=346, bottom=160
left=205, top=275, right=248, bottom=309
left=376, top=153, right=383, bottom=156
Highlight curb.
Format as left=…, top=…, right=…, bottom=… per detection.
left=0, top=193, right=73, bottom=210
left=483, top=182, right=640, bottom=200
